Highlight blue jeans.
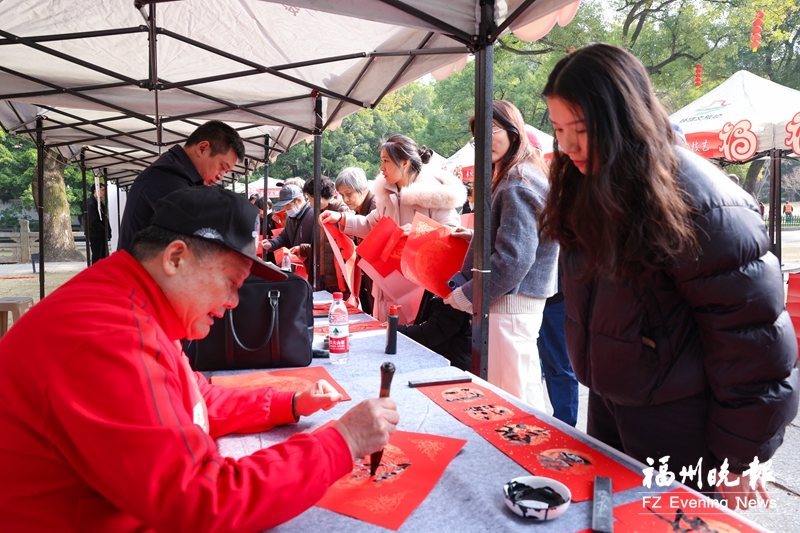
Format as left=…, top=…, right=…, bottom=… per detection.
left=537, top=300, right=579, bottom=426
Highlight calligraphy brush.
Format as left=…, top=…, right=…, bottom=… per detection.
left=370, top=362, right=396, bottom=476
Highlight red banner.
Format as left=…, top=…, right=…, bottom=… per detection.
left=314, top=321, right=386, bottom=336
left=417, top=383, right=643, bottom=502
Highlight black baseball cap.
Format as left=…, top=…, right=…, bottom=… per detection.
left=272, top=184, right=303, bottom=211
left=150, top=186, right=287, bottom=281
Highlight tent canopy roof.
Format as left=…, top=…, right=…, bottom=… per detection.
left=670, top=70, right=800, bottom=161
left=0, top=0, right=580, bottom=186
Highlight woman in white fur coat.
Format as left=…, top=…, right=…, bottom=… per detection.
left=320, top=134, right=466, bottom=322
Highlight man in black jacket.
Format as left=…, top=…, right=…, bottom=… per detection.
left=86, top=183, right=111, bottom=264
left=262, top=184, right=312, bottom=255
left=118, top=121, right=245, bottom=251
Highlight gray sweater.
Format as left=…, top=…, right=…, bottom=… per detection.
left=454, top=162, right=559, bottom=314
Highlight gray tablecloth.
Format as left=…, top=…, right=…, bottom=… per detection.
left=210, top=294, right=768, bottom=533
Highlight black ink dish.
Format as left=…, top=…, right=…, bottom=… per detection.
left=502, top=476, right=572, bottom=520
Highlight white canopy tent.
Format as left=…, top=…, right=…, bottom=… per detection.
left=0, top=0, right=580, bottom=185
left=0, top=0, right=582, bottom=377
left=670, top=70, right=800, bottom=162
left=441, top=124, right=554, bottom=181
left=670, top=70, right=800, bottom=262
left=235, top=177, right=283, bottom=199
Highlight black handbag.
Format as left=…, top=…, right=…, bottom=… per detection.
left=191, top=272, right=314, bottom=370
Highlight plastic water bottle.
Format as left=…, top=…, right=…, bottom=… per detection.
left=281, top=254, right=291, bottom=271
left=328, top=292, right=349, bottom=364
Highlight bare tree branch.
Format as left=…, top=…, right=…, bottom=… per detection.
left=646, top=52, right=698, bottom=73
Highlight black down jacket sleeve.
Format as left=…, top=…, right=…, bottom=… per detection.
left=669, top=149, right=799, bottom=472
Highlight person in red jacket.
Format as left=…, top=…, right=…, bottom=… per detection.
left=0, top=186, right=398, bottom=533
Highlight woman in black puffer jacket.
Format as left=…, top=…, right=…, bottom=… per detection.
left=540, top=44, right=798, bottom=507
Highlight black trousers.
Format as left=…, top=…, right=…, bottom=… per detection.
left=588, top=390, right=718, bottom=494
left=89, top=235, right=108, bottom=264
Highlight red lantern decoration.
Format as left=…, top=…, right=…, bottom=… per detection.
left=695, top=64, right=702, bottom=87
left=751, top=11, right=764, bottom=52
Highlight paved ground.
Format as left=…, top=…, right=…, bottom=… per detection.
left=1, top=253, right=799, bottom=532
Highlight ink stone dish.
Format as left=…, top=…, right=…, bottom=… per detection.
left=502, top=476, right=571, bottom=520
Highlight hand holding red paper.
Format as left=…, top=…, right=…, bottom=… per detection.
left=400, top=213, right=470, bottom=298
left=294, top=379, right=344, bottom=417
left=452, top=226, right=474, bottom=242
left=334, top=398, right=399, bottom=458
left=319, top=210, right=344, bottom=226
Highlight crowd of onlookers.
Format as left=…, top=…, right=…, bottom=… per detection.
left=1, top=43, right=796, bottom=531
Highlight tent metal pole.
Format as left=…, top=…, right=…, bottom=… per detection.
left=0, top=26, right=146, bottom=45
left=372, top=33, right=434, bottom=106
left=159, top=29, right=366, bottom=108
left=80, top=150, right=90, bottom=267
left=147, top=4, right=162, bottom=153
left=162, top=94, right=310, bottom=123
left=1, top=81, right=133, bottom=101
left=471, top=29, right=494, bottom=379
left=11, top=112, right=133, bottom=134
left=772, top=149, right=783, bottom=263
left=116, top=179, right=122, bottom=254
left=103, top=168, right=109, bottom=258
left=0, top=66, right=154, bottom=124
left=262, top=135, right=271, bottom=261
left=36, top=117, right=45, bottom=300
left=376, top=0, right=473, bottom=45
left=0, top=29, right=142, bottom=86
left=490, top=0, right=537, bottom=40
left=312, top=93, right=323, bottom=291
left=172, top=85, right=316, bottom=134
left=244, top=159, right=249, bottom=198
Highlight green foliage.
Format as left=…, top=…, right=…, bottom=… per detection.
left=0, top=128, right=36, bottom=206
left=0, top=129, right=85, bottom=219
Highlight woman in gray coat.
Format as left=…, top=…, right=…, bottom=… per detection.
left=444, top=100, right=559, bottom=410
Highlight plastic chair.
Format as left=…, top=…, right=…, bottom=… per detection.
left=0, top=297, right=34, bottom=339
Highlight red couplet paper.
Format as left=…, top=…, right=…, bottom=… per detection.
left=273, top=247, right=308, bottom=279
left=613, top=488, right=761, bottom=533
left=356, top=216, right=407, bottom=278
left=274, top=210, right=287, bottom=229
left=400, top=213, right=470, bottom=298
left=322, top=223, right=358, bottom=295
left=460, top=213, right=474, bottom=230
left=417, top=383, right=642, bottom=502
left=314, top=321, right=386, bottom=336
left=312, top=302, right=364, bottom=318
left=210, top=366, right=351, bottom=401
left=315, top=424, right=466, bottom=530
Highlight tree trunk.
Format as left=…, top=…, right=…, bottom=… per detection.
left=743, top=159, right=766, bottom=197
left=30, top=149, right=85, bottom=262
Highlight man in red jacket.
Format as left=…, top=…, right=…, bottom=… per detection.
left=0, top=186, right=398, bottom=532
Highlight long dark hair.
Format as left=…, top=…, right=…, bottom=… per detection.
left=470, top=100, right=544, bottom=191
left=539, top=44, right=698, bottom=280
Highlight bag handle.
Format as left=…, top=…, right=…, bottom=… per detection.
left=228, top=289, right=280, bottom=352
